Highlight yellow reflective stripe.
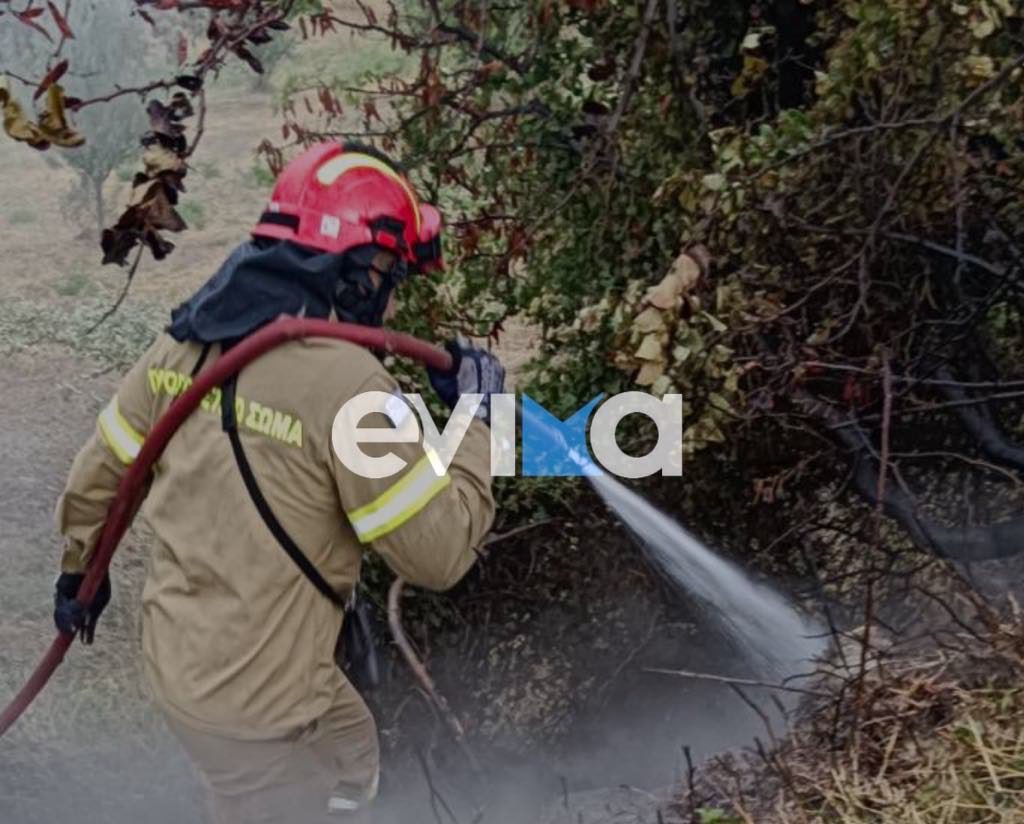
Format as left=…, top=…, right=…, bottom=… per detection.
left=315, top=152, right=422, bottom=234
left=347, top=453, right=451, bottom=544
left=97, top=397, right=144, bottom=465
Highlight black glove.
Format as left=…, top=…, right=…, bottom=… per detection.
left=427, top=338, right=506, bottom=426
left=54, top=572, right=111, bottom=645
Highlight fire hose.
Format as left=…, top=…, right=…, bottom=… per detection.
left=0, top=316, right=455, bottom=738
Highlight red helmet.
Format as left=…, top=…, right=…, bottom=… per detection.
left=252, top=142, right=444, bottom=272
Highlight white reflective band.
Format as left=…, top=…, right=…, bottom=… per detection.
left=327, top=796, right=360, bottom=813
left=97, top=397, right=144, bottom=465
left=346, top=452, right=450, bottom=543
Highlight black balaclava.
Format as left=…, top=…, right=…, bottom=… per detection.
left=332, top=244, right=409, bottom=328
left=168, top=238, right=406, bottom=344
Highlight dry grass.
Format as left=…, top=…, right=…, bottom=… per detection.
left=678, top=595, right=1024, bottom=824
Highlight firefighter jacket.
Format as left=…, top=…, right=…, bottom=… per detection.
left=56, top=332, right=495, bottom=739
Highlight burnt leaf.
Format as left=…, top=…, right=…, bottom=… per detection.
left=101, top=226, right=140, bottom=266
left=146, top=188, right=187, bottom=232
left=169, top=92, right=195, bottom=119
left=234, top=44, right=264, bottom=75
left=144, top=230, right=175, bottom=260
left=246, top=29, right=273, bottom=45
left=175, top=75, right=203, bottom=92
left=146, top=99, right=176, bottom=135
left=206, top=16, right=227, bottom=41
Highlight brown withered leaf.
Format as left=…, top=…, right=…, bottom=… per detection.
left=145, top=187, right=187, bottom=232
left=37, top=84, right=85, bottom=147
left=101, top=225, right=140, bottom=266
left=128, top=178, right=163, bottom=208
left=245, top=29, right=273, bottom=45
left=33, top=58, right=68, bottom=100
left=16, top=8, right=53, bottom=41
left=158, top=169, right=186, bottom=196
left=47, top=2, right=74, bottom=39
left=168, top=92, right=194, bottom=119
left=234, top=44, right=264, bottom=74
left=146, top=100, right=179, bottom=136
left=144, top=230, right=175, bottom=260
left=142, top=144, right=184, bottom=175
left=175, top=75, right=203, bottom=93
left=636, top=361, right=665, bottom=386
left=1, top=79, right=50, bottom=149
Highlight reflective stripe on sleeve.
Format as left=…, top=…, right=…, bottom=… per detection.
left=97, top=397, right=145, bottom=465
left=346, top=453, right=451, bottom=544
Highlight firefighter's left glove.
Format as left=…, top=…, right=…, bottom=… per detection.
left=427, top=338, right=506, bottom=426
left=54, top=572, right=111, bottom=645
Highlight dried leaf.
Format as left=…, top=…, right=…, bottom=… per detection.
left=145, top=188, right=187, bottom=232
left=37, top=84, right=84, bottom=147
left=635, top=334, right=664, bottom=361
left=142, top=144, right=184, bottom=175
left=33, top=58, right=68, bottom=100
left=16, top=7, right=53, bottom=40
left=146, top=100, right=179, bottom=136
left=177, top=32, right=188, bottom=66
left=168, top=92, right=194, bottom=119
left=101, top=226, right=140, bottom=266
left=1, top=80, right=50, bottom=149
left=650, top=374, right=674, bottom=397
left=47, top=2, right=74, bottom=39
left=636, top=361, right=665, bottom=386
left=245, top=29, right=273, bottom=45
left=128, top=178, right=163, bottom=208
left=633, top=307, right=667, bottom=334
left=175, top=75, right=203, bottom=93
left=234, top=44, right=264, bottom=75
left=144, top=229, right=175, bottom=260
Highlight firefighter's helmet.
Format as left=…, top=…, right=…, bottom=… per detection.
left=252, top=142, right=444, bottom=273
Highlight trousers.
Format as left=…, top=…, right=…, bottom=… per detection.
left=162, top=678, right=379, bottom=824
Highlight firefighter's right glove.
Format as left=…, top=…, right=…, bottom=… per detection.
left=54, top=572, right=111, bottom=645
left=427, top=338, right=506, bottom=426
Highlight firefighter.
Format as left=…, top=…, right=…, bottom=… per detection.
left=52, top=142, right=504, bottom=823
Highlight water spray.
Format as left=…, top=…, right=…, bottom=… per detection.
left=0, top=317, right=819, bottom=740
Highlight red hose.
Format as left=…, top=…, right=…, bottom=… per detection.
left=0, top=317, right=453, bottom=737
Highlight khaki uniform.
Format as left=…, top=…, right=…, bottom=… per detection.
left=57, top=332, right=495, bottom=821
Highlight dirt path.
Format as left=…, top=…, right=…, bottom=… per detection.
left=0, top=347, right=204, bottom=823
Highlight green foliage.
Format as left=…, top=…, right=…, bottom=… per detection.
left=0, top=296, right=163, bottom=368
left=270, top=0, right=1024, bottom=560
left=6, top=207, right=35, bottom=226
left=177, top=200, right=208, bottom=231
left=246, top=160, right=277, bottom=190
left=53, top=270, right=94, bottom=298
left=697, top=809, right=743, bottom=824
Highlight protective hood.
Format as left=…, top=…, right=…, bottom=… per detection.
left=168, top=240, right=342, bottom=344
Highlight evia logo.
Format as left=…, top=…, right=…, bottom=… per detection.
left=332, top=392, right=683, bottom=479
